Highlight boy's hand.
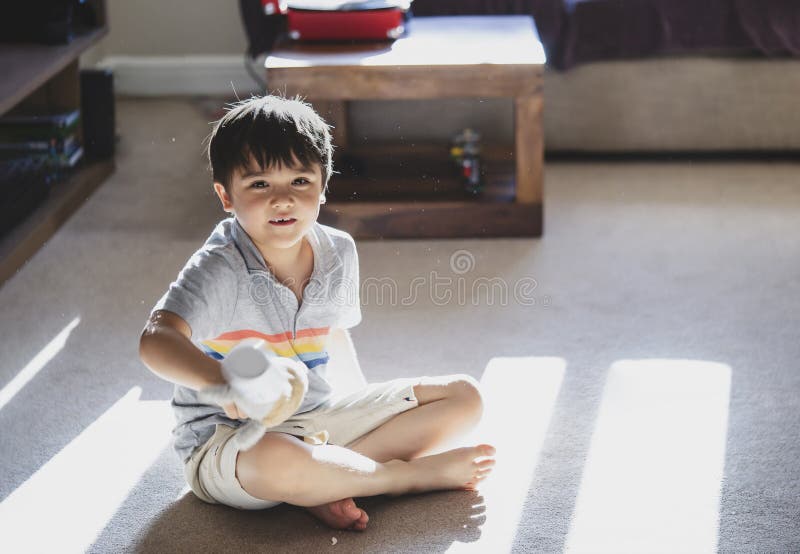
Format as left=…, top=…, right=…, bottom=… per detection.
left=197, top=339, right=309, bottom=426
left=222, top=402, right=247, bottom=420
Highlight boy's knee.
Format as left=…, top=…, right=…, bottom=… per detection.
left=448, top=374, right=484, bottom=417
left=237, top=433, right=311, bottom=502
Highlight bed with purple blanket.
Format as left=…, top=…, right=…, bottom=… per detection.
left=412, top=0, right=800, bottom=70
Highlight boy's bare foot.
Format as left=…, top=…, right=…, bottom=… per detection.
left=306, top=497, right=369, bottom=531
left=406, top=444, right=496, bottom=493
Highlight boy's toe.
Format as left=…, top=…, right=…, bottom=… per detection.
left=338, top=498, right=361, bottom=519
left=351, top=511, right=369, bottom=531
left=307, top=499, right=367, bottom=531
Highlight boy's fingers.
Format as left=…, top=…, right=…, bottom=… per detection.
left=223, top=403, right=239, bottom=419
left=198, top=385, right=248, bottom=420
left=223, top=403, right=247, bottom=420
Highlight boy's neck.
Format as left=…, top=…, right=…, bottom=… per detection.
left=258, top=237, right=312, bottom=281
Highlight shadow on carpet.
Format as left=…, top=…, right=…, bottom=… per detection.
left=132, top=489, right=486, bottom=552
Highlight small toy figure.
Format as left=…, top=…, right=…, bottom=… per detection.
left=450, top=128, right=483, bottom=195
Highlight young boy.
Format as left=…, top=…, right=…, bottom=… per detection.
left=139, top=95, right=495, bottom=531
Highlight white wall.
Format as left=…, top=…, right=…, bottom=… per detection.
left=104, top=0, right=247, bottom=56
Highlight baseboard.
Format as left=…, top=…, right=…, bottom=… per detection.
left=95, top=55, right=265, bottom=96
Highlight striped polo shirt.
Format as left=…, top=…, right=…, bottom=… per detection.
left=151, top=217, right=361, bottom=463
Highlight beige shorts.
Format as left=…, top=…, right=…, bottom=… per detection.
left=183, top=377, right=421, bottom=510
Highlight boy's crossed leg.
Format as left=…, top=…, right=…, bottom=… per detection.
left=346, top=374, right=486, bottom=462
left=235, top=374, right=496, bottom=531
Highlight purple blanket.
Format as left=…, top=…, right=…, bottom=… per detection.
left=411, top=0, right=800, bottom=69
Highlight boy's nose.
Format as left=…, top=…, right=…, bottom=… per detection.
left=271, top=195, right=294, bottom=208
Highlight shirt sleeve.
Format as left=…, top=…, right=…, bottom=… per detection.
left=151, top=249, right=238, bottom=341
left=337, top=235, right=362, bottom=329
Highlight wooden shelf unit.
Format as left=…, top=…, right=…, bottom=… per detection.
left=0, top=0, right=112, bottom=287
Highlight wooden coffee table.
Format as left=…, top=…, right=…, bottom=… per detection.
left=265, top=15, right=546, bottom=239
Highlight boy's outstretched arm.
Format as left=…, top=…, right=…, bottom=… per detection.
left=139, top=309, right=226, bottom=392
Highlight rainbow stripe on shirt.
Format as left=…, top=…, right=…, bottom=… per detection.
left=200, top=326, right=331, bottom=369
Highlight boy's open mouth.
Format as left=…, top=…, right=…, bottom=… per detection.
left=269, top=218, right=297, bottom=226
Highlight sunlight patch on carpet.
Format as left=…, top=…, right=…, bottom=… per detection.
left=565, top=359, right=731, bottom=553
left=0, top=387, right=173, bottom=553
left=448, top=356, right=565, bottom=553
left=0, top=317, right=80, bottom=412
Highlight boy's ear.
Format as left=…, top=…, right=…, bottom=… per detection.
left=319, top=192, right=327, bottom=205
left=213, top=182, right=234, bottom=212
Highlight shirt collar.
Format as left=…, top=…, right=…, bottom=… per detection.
left=230, top=218, right=342, bottom=278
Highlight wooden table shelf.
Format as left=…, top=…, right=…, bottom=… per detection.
left=320, top=143, right=540, bottom=238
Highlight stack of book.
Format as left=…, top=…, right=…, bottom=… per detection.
left=0, top=109, right=84, bottom=171
left=0, top=109, right=84, bottom=238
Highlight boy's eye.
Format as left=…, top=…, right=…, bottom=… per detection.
left=293, top=178, right=310, bottom=185
left=250, top=180, right=268, bottom=189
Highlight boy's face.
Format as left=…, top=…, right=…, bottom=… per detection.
left=213, top=156, right=326, bottom=254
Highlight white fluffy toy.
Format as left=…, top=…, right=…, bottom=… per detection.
left=198, top=339, right=309, bottom=451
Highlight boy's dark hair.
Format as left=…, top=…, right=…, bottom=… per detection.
left=207, top=95, right=333, bottom=192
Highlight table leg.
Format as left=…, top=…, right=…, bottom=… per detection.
left=514, top=94, right=544, bottom=204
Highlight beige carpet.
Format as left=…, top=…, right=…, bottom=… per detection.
left=0, top=98, right=798, bottom=552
